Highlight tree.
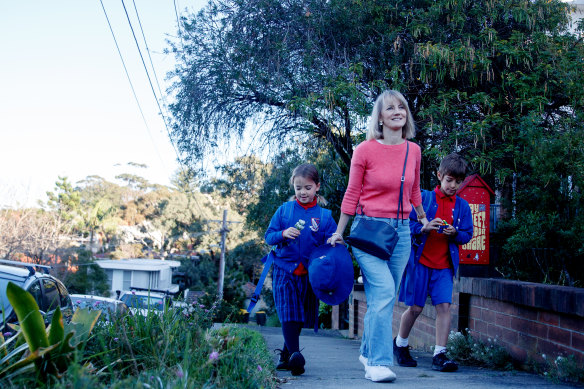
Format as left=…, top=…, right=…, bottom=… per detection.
left=45, top=176, right=82, bottom=233
left=169, top=0, right=584, bottom=285
left=204, top=155, right=271, bottom=214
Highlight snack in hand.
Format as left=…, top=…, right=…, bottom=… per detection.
left=294, top=220, right=306, bottom=230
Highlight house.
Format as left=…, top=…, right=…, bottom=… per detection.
left=96, top=258, right=181, bottom=297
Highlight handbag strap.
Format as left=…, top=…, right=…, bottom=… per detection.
left=396, top=141, right=409, bottom=225
left=357, top=141, right=410, bottom=221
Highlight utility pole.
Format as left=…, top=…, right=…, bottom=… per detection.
left=208, top=209, right=242, bottom=300
left=217, top=209, right=228, bottom=299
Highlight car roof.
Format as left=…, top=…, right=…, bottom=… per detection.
left=121, top=290, right=166, bottom=298
left=70, top=294, right=121, bottom=304
left=0, top=264, right=32, bottom=280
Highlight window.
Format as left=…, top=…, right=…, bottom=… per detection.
left=56, top=281, right=72, bottom=309
left=42, top=279, right=60, bottom=311
left=123, top=271, right=132, bottom=290
left=28, top=281, right=44, bottom=311
left=149, top=272, right=159, bottom=289
left=106, top=269, right=113, bottom=285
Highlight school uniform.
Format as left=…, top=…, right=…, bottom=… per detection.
left=399, top=188, right=473, bottom=307
left=265, top=199, right=337, bottom=327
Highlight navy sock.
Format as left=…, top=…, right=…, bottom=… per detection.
left=282, top=321, right=302, bottom=353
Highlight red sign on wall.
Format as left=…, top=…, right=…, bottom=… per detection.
left=457, top=175, right=494, bottom=265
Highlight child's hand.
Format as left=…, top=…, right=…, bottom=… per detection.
left=327, top=233, right=344, bottom=246
left=443, top=225, right=457, bottom=236
left=283, top=227, right=301, bottom=240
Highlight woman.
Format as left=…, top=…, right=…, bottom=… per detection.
left=329, top=90, right=428, bottom=382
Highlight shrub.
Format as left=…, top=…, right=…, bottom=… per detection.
left=0, top=298, right=278, bottom=388
left=447, top=330, right=513, bottom=370
left=538, top=354, right=584, bottom=384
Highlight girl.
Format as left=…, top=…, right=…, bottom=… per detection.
left=329, top=90, right=428, bottom=382
left=265, top=163, right=337, bottom=376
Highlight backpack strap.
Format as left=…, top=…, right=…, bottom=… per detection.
left=247, top=201, right=295, bottom=313
left=247, top=251, right=274, bottom=313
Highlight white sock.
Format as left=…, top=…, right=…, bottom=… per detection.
left=396, top=336, right=408, bottom=348
left=434, top=346, right=447, bottom=356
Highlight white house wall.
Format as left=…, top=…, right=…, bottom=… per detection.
left=133, top=271, right=150, bottom=288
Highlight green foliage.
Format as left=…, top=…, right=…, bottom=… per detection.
left=45, top=176, right=81, bottom=224
left=169, top=0, right=584, bottom=285
left=226, top=238, right=269, bottom=282
left=63, top=249, right=110, bottom=295
left=538, top=354, right=584, bottom=384
left=32, top=303, right=276, bottom=388
left=0, top=283, right=100, bottom=380
left=318, top=301, right=332, bottom=329
left=447, top=330, right=513, bottom=370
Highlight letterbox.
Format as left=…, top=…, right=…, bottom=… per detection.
left=456, top=174, right=494, bottom=265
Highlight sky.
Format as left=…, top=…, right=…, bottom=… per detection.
left=0, top=0, right=207, bottom=208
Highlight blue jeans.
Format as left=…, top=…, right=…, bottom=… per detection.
left=352, top=215, right=411, bottom=366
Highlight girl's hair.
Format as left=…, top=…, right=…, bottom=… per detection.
left=366, top=90, right=416, bottom=141
left=289, top=163, right=320, bottom=186
left=288, top=163, right=328, bottom=205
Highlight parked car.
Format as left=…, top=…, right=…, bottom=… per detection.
left=119, top=289, right=170, bottom=316
left=119, top=287, right=192, bottom=317
left=0, top=259, right=73, bottom=332
left=70, top=294, right=128, bottom=321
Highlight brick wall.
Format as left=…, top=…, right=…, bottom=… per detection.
left=348, top=277, right=584, bottom=365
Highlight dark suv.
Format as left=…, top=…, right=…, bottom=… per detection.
left=0, top=260, right=73, bottom=332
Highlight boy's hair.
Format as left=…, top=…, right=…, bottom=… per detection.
left=289, top=163, right=320, bottom=186
left=439, top=153, right=468, bottom=180
left=367, top=90, right=416, bottom=141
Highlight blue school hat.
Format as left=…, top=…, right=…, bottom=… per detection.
left=308, top=243, right=354, bottom=306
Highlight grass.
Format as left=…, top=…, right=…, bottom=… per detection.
left=0, top=300, right=278, bottom=388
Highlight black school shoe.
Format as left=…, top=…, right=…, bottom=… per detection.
left=432, top=351, right=458, bottom=372
left=275, top=348, right=290, bottom=370
left=288, top=352, right=306, bottom=376
left=393, top=338, right=418, bottom=367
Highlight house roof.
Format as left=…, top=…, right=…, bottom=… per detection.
left=457, top=174, right=495, bottom=196
left=96, top=258, right=181, bottom=271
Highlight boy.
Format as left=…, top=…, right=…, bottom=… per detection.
left=394, top=153, right=473, bottom=372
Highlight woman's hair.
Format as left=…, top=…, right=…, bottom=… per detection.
left=366, top=90, right=416, bottom=140
left=289, top=163, right=320, bottom=187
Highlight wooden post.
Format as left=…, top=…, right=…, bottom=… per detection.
left=217, top=209, right=228, bottom=299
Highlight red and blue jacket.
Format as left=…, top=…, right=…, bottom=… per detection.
left=408, top=189, right=474, bottom=275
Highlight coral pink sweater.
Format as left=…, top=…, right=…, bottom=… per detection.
left=341, top=139, right=422, bottom=219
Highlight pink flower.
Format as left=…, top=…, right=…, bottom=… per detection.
left=257, top=365, right=262, bottom=371
left=209, top=351, right=219, bottom=360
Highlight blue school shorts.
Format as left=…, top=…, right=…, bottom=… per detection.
left=401, top=263, right=454, bottom=307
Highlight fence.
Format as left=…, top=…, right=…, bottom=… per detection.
left=346, top=277, right=584, bottom=367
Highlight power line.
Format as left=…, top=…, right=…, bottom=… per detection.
left=130, top=0, right=165, bottom=104
left=120, top=0, right=207, bottom=217
left=98, top=0, right=167, bottom=169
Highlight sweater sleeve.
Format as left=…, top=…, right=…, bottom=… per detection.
left=264, top=205, right=286, bottom=246
left=410, top=143, right=422, bottom=208
left=453, top=199, right=474, bottom=245
left=340, top=143, right=366, bottom=215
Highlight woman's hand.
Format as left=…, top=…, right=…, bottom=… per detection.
left=282, top=227, right=301, bottom=240
left=327, top=232, right=344, bottom=246
left=421, top=218, right=444, bottom=234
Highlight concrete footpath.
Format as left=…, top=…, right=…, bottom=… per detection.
left=247, top=325, right=581, bottom=389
